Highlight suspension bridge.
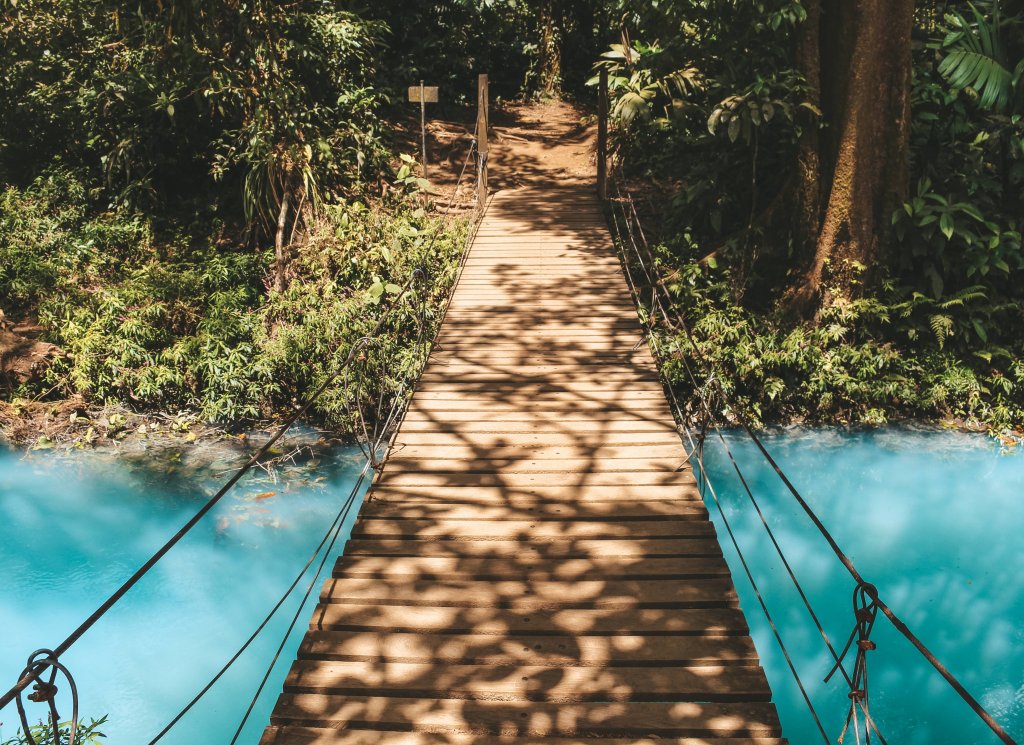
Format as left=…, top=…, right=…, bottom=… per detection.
left=259, top=182, right=784, bottom=744
left=1, top=79, right=1018, bottom=745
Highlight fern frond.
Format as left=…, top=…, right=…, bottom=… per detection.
left=929, top=314, right=955, bottom=349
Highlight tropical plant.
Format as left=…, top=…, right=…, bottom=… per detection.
left=1, top=715, right=107, bottom=745
left=938, top=1, right=1024, bottom=111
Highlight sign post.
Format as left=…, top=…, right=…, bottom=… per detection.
left=408, top=81, right=439, bottom=180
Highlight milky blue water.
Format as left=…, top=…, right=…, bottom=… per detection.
left=0, top=440, right=369, bottom=744
left=698, top=427, right=1024, bottom=745
left=1, top=428, right=1022, bottom=744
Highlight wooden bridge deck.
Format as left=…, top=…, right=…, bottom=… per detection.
left=260, top=186, right=786, bottom=745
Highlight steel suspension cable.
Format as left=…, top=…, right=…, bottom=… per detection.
left=608, top=170, right=854, bottom=684
left=0, top=276, right=424, bottom=717
left=608, top=161, right=1017, bottom=745
left=606, top=183, right=831, bottom=743
left=226, top=139, right=488, bottom=742
left=2, top=141, right=481, bottom=724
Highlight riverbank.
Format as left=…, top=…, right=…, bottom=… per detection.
left=0, top=100, right=595, bottom=449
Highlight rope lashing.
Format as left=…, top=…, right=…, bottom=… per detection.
left=14, top=649, right=78, bottom=745
left=826, top=583, right=887, bottom=745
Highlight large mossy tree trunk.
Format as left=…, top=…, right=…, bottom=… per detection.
left=787, top=0, right=915, bottom=317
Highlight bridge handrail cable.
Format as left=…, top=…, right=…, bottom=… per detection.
left=606, top=158, right=1017, bottom=745
left=1, top=137, right=485, bottom=745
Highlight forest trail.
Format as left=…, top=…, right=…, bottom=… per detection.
left=424, top=100, right=597, bottom=206
left=259, top=102, right=786, bottom=744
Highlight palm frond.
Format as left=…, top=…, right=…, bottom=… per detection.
left=939, top=2, right=1014, bottom=110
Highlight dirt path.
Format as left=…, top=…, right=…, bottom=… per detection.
left=403, top=100, right=598, bottom=208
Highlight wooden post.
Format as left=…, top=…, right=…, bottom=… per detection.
left=420, top=80, right=428, bottom=180
left=597, top=68, right=609, bottom=201
left=476, top=73, right=489, bottom=212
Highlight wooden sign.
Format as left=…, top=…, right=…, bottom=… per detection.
left=408, top=85, right=439, bottom=103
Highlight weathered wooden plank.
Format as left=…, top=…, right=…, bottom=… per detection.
left=361, top=499, right=703, bottom=519
left=388, top=444, right=683, bottom=462
left=333, top=555, right=727, bottom=581
left=308, top=604, right=748, bottom=636
left=409, top=385, right=665, bottom=397
left=392, top=431, right=677, bottom=447
left=415, top=370, right=655, bottom=380
left=350, top=518, right=713, bottom=541
left=319, top=577, right=737, bottom=609
left=342, top=537, right=723, bottom=559
left=406, top=397, right=672, bottom=411
left=382, top=459, right=687, bottom=475
left=424, top=361, right=658, bottom=373
left=269, top=695, right=783, bottom=737
left=283, top=660, right=771, bottom=703
left=374, top=471, right=694, bottom=488
left=259, top=727, right=787, bottom=745
left=297, top=630, right=758, bottom=666
left=365, top=483, right=700, bottom=503
left=396, top=418, right=677, bottom=433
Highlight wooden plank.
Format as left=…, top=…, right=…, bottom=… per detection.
left=405, top=398, right=672, bottom=411
left=308, top=604, right=748, bottom=636
left=374, top=471, right=695, bottom=488
left=260, top=728, right=788, bottom=745
left=349, top=519, right=712, bottom=541
left=388, top=444, right=683, bottom=461
left=333, top=555, right=727, bottom=581
left=396, top=419, right=676, bottom=433
left=282, top=660, right=771, bottom=703
left=319, top=577, right=737, bottom=609
left=381, top=459, right=688, bottom=475
left=392, top=431, right=677, bottom=447
left=342, top=537, right=723, bottom=559
left=414, top=376, right=661, bottom=389
left=359, top=501, right=707, bottom=521
left=365, top=484, right=701, bottom=503
left=269, top=695, right=783, bottom=737
left=297, top=630, right=758, bottom=666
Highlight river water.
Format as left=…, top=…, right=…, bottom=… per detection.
left=0, top=437, right=370, bottom=744
left=1, top=427, right=1021, bottom=743
left=699, top=426, right=1024, bottom=744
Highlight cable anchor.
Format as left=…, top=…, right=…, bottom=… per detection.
left=826, top=583, right=888, bottom=745
left=14, top=649, right=79, bottom=745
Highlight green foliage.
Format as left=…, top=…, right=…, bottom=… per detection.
left=0, top=170, right=467, bottom=426
left=602, top=0, right=1024, bottom=429
left=596, top=0, right=817, bottom=271
left=1, top=715, right=107, bottom=745
left=649, top=247, right=1024, bottom=430
left=0, top=0, right=390, bottom=228
left=938, top=1, right=1024, bottom=112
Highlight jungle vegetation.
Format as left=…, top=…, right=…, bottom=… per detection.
left=1, top=0, right=1023, bottom=433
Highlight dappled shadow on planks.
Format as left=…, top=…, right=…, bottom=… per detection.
left=259, top=187, right=786, bottom=744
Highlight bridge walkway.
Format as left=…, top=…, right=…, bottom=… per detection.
left=259, top=183, right=786, bottom=745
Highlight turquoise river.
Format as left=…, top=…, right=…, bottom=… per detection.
left=0, top=427, right=1022, bottom=743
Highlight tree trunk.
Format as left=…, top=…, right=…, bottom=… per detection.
left=273, top=186, right=291, bottom=294
left=790, top=0, right=914, bottom=315
left=793, top=0, right=822, bottom=267
left=535, top=0, right=561, bottom=99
